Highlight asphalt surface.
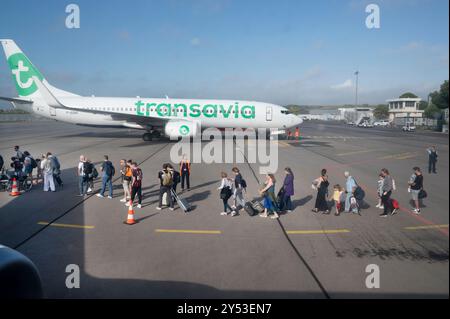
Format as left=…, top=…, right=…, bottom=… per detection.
left=0, top=120, right=448, bottom=298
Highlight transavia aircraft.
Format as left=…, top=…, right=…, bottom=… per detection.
left=0, top=40, right=302, bottom=141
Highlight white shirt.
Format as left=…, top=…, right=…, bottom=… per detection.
left=218, top=178, right=233, bottom=190
left=78, top=161, right=85, bottom=176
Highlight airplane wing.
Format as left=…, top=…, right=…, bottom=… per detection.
left=0, top=96, right=33, bottom=104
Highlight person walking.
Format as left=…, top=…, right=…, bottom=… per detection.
left=156, top=164, right=175, bottom=210
left=41, top=153, right=55, bottom=192
left=84, top=158, right=96, bottom=193
left=127, top=162, right=143, bottom=209
left=259, top=173, right=279, bottom=219
left=427, top=146, right=438, bottom=174
left=180, top=154, right=191, bottom=191
left=120, top=159, right=132, bottom=203
left=231, top=167, right=246, bottom=216
left=312, top=169, right=330, bottom=214
left=14, top=145, right=24, bottom=163
left=408, top=167, right=424, bottom=214
left=380, top=168, right=395, bottom=217
left=47, top=152, right=63, bottom=188
left=22, top=151, right=35, bottom=181
left=77, top=155, right=87, bottom=196
left=281, top=167, right=294, bottom=213
left=97, top=155, right=115, bottom=199
left=343, top=171, right=357, bottom=213
left=332, top=184, right=344, bottom=216
left=218, top=172, right=234, bottom=216
left=375, top=173, right=384, bottom=210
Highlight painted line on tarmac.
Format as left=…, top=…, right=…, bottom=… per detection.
left=13, top=142, right=171, bottom=250
left=337, top=149, right=379, bottom=156
left=277, top=141, right=291, bottom=148
left=155, top=229, right=221, bottom=234
left=37, top=222, right=94, bottom=229
left=404, top=224, right=449, bottom=231
left=286, top=229, right=350, bottom=235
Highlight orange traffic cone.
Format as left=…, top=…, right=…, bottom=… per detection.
left=124, top=200, right=137, bottom=225
left=10, top=177, right=20, bottom=196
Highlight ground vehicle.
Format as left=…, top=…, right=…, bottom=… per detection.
left=373, top=120, right=390, bottom=127
left=0, top=170, right=33, bottom=192
left=347, top=121, right=356, bottom=126
left=402, top=123, right=416, bottom=132
left=358, top=121, right=373, bottom=128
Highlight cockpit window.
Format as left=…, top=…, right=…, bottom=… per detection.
left=281, top=110, right=291, bottom=115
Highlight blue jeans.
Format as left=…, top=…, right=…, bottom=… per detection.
left=100, top=175, right=113, bottom=197
left=345, top=192, right=353, bottom=212
left=78, top=176, right=87, bottom=195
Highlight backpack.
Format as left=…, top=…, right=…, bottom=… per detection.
left=84, top=162, right=93, bottom=175
left=30, top=157, right=37, bottom=169
left=134, top=168, right=143, bottom=181
left=162, top=170, right=173, bottom=186
left=92, top=167, right=99, bottom=179
left=173, top=171, right=181, bottom=184
left=105, top=161, right=115, bottom=177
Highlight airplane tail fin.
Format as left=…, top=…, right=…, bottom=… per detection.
left=0, top=39, right=79, bottom=99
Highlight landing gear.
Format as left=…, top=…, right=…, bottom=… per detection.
left=142, top=130, right=162, bottom=141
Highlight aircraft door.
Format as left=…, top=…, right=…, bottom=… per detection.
left=266, top=105, right=272, bottom=121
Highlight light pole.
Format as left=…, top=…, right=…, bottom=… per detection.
left=354, top=70, right=359, bottom=108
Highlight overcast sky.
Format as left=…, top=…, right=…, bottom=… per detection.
left=0, top=0, right=448, bottom=108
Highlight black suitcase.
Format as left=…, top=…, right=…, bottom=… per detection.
left=171, top=189, right=192, bottom=213
left=244, top=200, right=265, bottom=216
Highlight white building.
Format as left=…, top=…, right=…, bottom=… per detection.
left=338, top=107, right=374, bottom=125
left=387, top=98, right=423, bottom=125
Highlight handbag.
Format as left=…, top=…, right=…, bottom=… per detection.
left=220, top=186, right=232, bottom=199
left=418, top=189, right=427, bottom=199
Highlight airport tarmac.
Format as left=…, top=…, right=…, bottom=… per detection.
left=0, top=120, right=448, bottom=298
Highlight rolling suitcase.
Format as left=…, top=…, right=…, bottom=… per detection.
left=171, top=189, right=192, bottom=213
left=244, top=200, right=265, bottom=216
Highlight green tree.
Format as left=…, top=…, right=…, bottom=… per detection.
left=419, top=101, right=428, bottom=110
left=373, top=104, right=389, bottom=119
left=430, top=80, right=449, bottom=110
left=424, top=103, right=442, bottom=119
left=399, top=92, right=418, bottom=98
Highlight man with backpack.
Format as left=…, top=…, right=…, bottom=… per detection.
left=23, top=151, right=36, bottom=181
left=126, top=162, right=143, bottom=209
left=84, top=158, right=96, bottom=193
left=156, top=163, right=174, bottom=211
left=47, top=152, right=63, bottom=188
left=14, top=145, right=25, bottom=163
left=231, top=167, right=246, bottom=216
left=97, top=155, right=115, bottom=199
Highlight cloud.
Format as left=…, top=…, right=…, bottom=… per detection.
left=331, top=79, right=353, bottom=90
left=190, top=37, right=201, bottom=47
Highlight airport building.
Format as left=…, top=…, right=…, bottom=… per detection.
left=387, top=98, right=423, bottom=125
left=338, top=107, right=374, bottom=125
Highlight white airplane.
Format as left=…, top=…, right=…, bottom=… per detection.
left=0, top=39, right=302, bottom=141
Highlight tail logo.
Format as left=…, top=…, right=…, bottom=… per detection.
left=7, top=53, right=44, bottom=96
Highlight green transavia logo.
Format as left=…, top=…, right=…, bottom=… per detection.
left=134, top=100, right=255, bottom=120
left=179, top=125, right=190, bottom=136
left=7, top=53, right=44, bottom=96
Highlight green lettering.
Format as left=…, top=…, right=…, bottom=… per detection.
left=146, top=103, right=156, bottom=116
left=203, top=104, right=217, bottom=118
left=219, top=104, right=233, bottom=118
left=157, top=103, right=171, bottom=117
left=189, top=104, right=201, bottom=117
left=174, top=103, right=187, bottom=117
left=135, top=100, right=145, bottom=116
left=241, top=105, right=255, bottom=119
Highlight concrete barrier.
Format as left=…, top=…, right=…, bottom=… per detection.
left=0, top=114, right=44, bottom=122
